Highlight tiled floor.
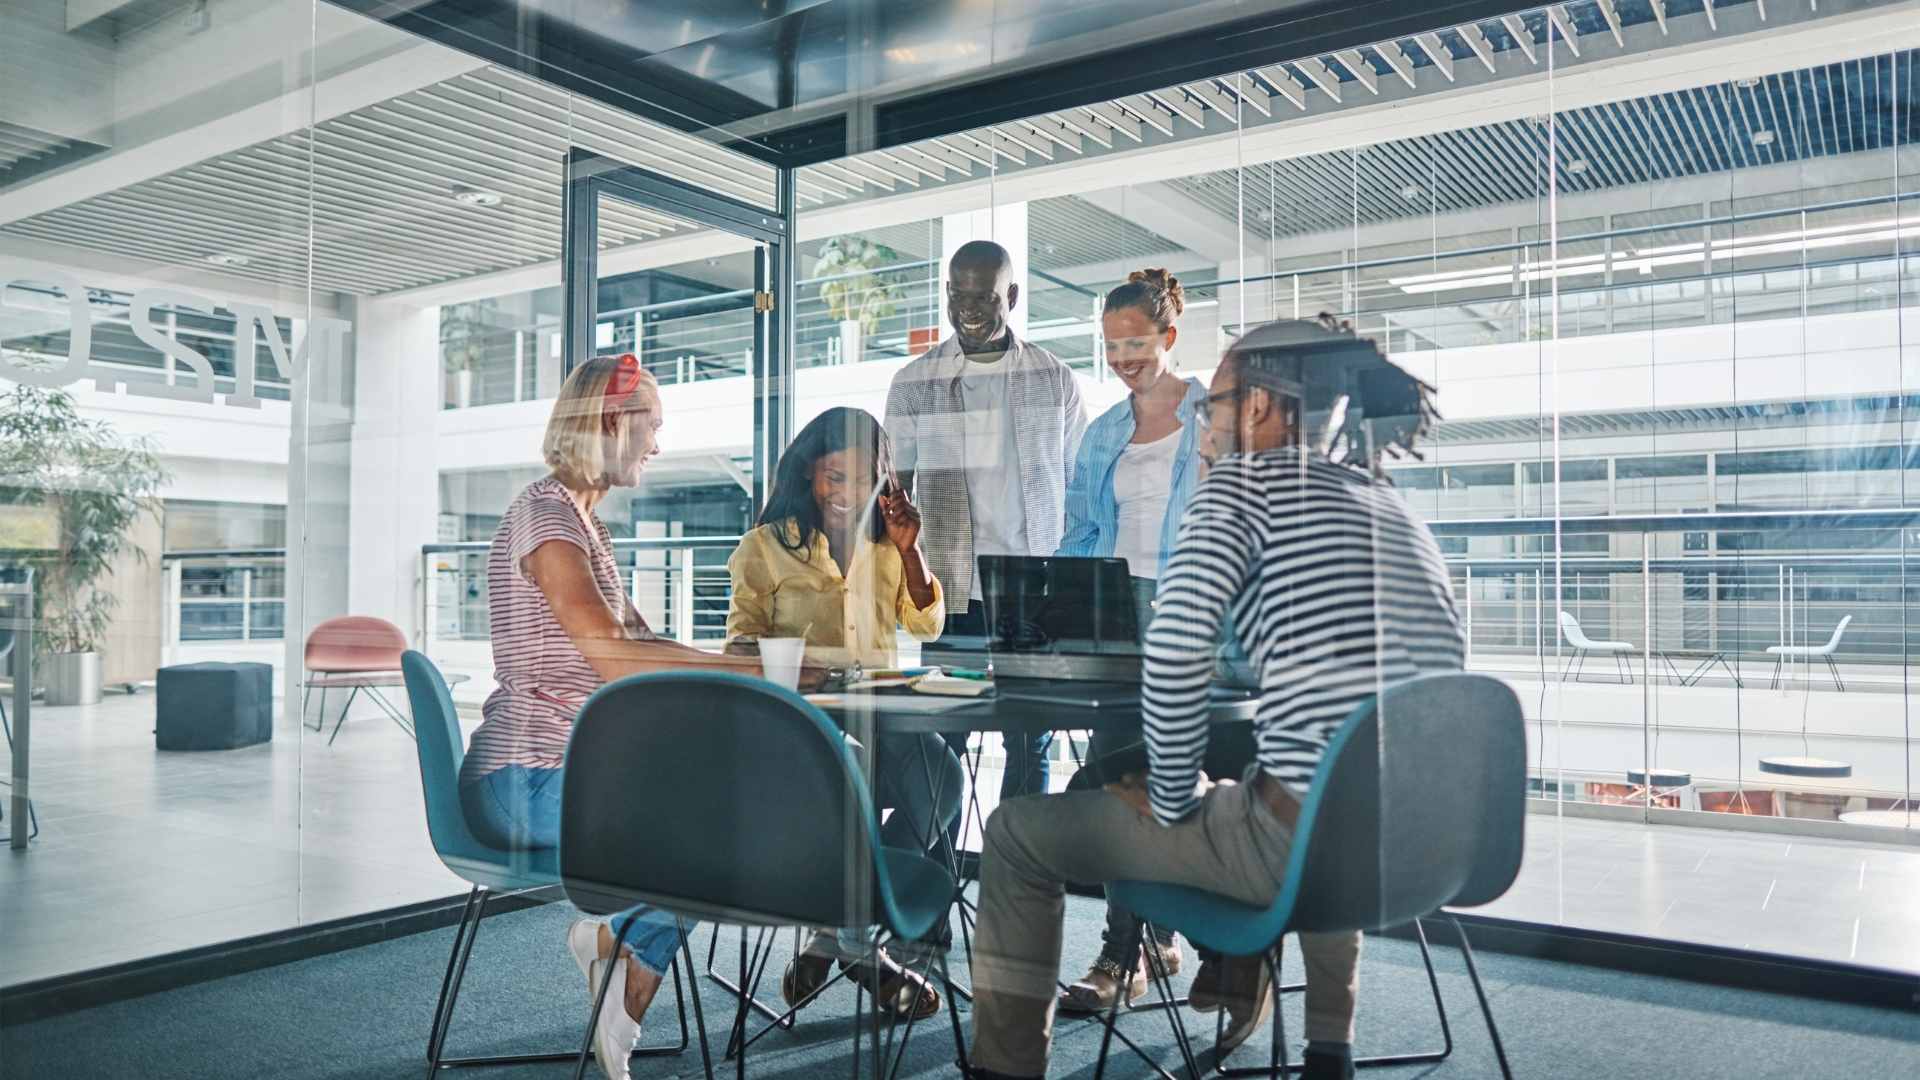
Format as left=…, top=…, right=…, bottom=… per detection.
left=1, top=691, right=467, bottom=987
left=4, top=691, right=1919, bottom=990
left=1482, top=812, right=1920, bottom=972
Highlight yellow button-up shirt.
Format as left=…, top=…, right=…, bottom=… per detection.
left=725, top=521, right=946, bottom=669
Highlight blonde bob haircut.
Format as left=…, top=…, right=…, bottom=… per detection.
left=543, top=353, right=657, bottom=490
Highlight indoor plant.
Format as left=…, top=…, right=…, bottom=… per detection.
left=439, top=298, right=500, bottom=408
left=812, top=236, right=902, bottom=365
left=0, top=382, right=168, bottom=705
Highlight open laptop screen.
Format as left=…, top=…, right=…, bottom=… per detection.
left=976, top=555, right=1144, bottom=680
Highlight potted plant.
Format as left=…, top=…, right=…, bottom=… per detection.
left=0, top=383, right=168, bottom=705
left=440, top=298, right=499, bottom=408
left=812, top=237, right=902, bottom=365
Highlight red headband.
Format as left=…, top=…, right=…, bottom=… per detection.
left=602, top=352, right=645, bottom=422
left=606, top=353, right=644, bottom=402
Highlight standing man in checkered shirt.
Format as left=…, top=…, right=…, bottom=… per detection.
left=884, top=239, right=1088, bottom=889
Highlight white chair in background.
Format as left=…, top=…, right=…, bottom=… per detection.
left=1558, top=610, right=1636, bottom=684
left=1768, top=615, right=1853, bottom=692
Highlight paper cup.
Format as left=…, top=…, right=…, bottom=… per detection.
left=759, top=638, right=806, bottom=692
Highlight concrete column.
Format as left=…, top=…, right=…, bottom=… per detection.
left=940, top=202, right=1030, bottom=339
left=343, top=296, right=441, bottom=646
left=284, top=307, right=356, bottom=712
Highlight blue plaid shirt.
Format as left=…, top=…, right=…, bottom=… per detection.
left=1056, top=377, right=1209, bottom=579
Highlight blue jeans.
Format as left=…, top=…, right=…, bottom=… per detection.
left=461, top=765, right=688, bottom=976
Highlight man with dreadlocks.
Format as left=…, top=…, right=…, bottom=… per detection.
left=965, top=317, right=1465, bottom=1080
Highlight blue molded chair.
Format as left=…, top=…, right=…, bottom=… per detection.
left=1102, top=672, right=1525, bottom=1080
left=558, top=670, right=962, bottom=1080
left=400, top=650, right=689, bottom=1076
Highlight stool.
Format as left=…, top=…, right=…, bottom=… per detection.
left=157, top=662, right=273, bottom=750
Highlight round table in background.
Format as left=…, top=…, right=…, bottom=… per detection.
left=1838, top=809, right=1916, bottom=829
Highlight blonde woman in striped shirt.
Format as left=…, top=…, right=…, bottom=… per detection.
left=458, top=354, right=814, bottom=1080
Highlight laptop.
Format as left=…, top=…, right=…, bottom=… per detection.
left=977, top=555, right=1150, bottom=708
left=976, top=555, right=1261, bottom=709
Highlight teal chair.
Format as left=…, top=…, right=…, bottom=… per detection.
left=399, top=651, right=689, bottom=1076
left=557, top=670, right=962, bottom=1080
left=1101, top=672, right=1525, bottom=1080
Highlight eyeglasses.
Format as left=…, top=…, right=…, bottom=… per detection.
left=1194, top=385, right=1252, bottom=432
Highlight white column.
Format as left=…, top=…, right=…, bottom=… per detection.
left=343, top=296, right=441, bottom=646
left=940, top=203, right=1030, bottom=339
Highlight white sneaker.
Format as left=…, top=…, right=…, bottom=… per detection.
left=566, top=919, right=601, bottom=1002
left=590, top=957, right=640, bottom=1080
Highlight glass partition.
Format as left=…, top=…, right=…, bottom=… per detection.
left=5, top=0, right=1920, bottom=1005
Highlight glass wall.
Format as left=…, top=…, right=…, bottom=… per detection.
left=4, top=0, right=1918, bottom=1001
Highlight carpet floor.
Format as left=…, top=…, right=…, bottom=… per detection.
left=4, top=893, right=1918, bottom=1079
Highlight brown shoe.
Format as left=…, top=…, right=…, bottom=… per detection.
left=1188, top=957, right=1225, bottom=1014
left=1209, top=955, right=1273, bottom=1057
left=1057, top=955, right=1147, bottom=1014
left=1057, top=941, right=1182, bottom=1015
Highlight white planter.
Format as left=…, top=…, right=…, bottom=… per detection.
left=837, top=320, right=864, bottom=366
left=44, top=651, right=101, bottom=706
left=455, top=368, right=474, bottom=408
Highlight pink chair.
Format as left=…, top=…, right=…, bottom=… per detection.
left=303, top=616, right=409, bottom=745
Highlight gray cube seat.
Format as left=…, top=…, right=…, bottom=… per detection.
left=156, top=662, right=273, bottom=751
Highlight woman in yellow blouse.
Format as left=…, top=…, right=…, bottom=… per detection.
left=725, top=406, right=961, bottom=1020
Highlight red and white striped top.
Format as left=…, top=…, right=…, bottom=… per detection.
left=460, top=476, right=632, bottom=783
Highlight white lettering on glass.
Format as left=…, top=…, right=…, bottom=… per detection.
left=0, top=260, right=348, bottom=404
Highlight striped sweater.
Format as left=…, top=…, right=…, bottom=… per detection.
left=460, top=477, right=632, bottom=784
left=1141, top=448, right=1466, bottom=825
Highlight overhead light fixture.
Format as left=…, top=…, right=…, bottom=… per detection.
left=205, top=253, right=251, bottom=268
left=1751, top=129, right=1777, bottom=147
left=450, top=185, right=504, bottom=207
left=1736, top=76, right=1761, bottom=88
left=1566, top=158, right=1589, bottom=174
left=1400, top=184, right=1422, bottom=200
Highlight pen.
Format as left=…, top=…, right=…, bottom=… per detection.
left=942, top=667, right=991, bottom=681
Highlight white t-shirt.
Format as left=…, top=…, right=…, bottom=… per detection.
left=958, top=352, right=1029, bottom=599
left=1111, top=428, right=1181, bottom=580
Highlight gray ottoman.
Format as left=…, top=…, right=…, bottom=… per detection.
left=156, top=662, right=273, bottom=751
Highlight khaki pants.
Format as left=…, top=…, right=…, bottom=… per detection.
left=969, top=778, right=1362, bottom=1077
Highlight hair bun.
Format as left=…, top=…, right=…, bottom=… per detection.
left=1127, top=268, right=1185, bottom=317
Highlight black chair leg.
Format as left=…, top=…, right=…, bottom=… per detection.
left=433, top=898, right=686, bottom=1074
left=1263, top=950, right=1290, bottom=1079
left=1771, top=656, right=1782, bottom=690
left=0, top=700, right=37, bottom=840
left=426, top=887, right=485, bottom=1069
left=1213, top=921, right=1451, bottom=1077
left=1139, top=923, right=1201, bottom=1080
left=1826, top=656, right=1845, bottom=693
left=708, top=925, right=798, bottom=1038
left=1450, top=915, right=1513, bottom=1080
left=681, top=929, right=719, bottom=1080
left=327, top=686, right=362, bottom=746
left=309, top=684, right=325, bottom=732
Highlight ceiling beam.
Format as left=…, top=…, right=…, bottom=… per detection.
left=1598, top=0, right=1627, bottom=47
left=1415, top=33, right=1456, bottom=82
left=1379, top=42, right=1420, bottom=88
left=1298, top=59, right=1344, bottom=103
left=1548, top=5, right=1583, bottom=57
left=1334, top=50, right=1379, bottom=96
left=1502, top=14, right=1539, bottom=63
left=1459, top=24, right=1498, bottom=75
left=1258, top=67, right=1309, bottom=110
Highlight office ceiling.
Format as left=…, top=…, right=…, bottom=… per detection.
left=3, top=0, right=1913, bottom=297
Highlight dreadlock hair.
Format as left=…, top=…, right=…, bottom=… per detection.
left=1222, top=313, right=1440, bottom=477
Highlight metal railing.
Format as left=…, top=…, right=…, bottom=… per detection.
left=161, top=549, right=287, bottom=644
left=420, top=536, right=744, bottom=650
